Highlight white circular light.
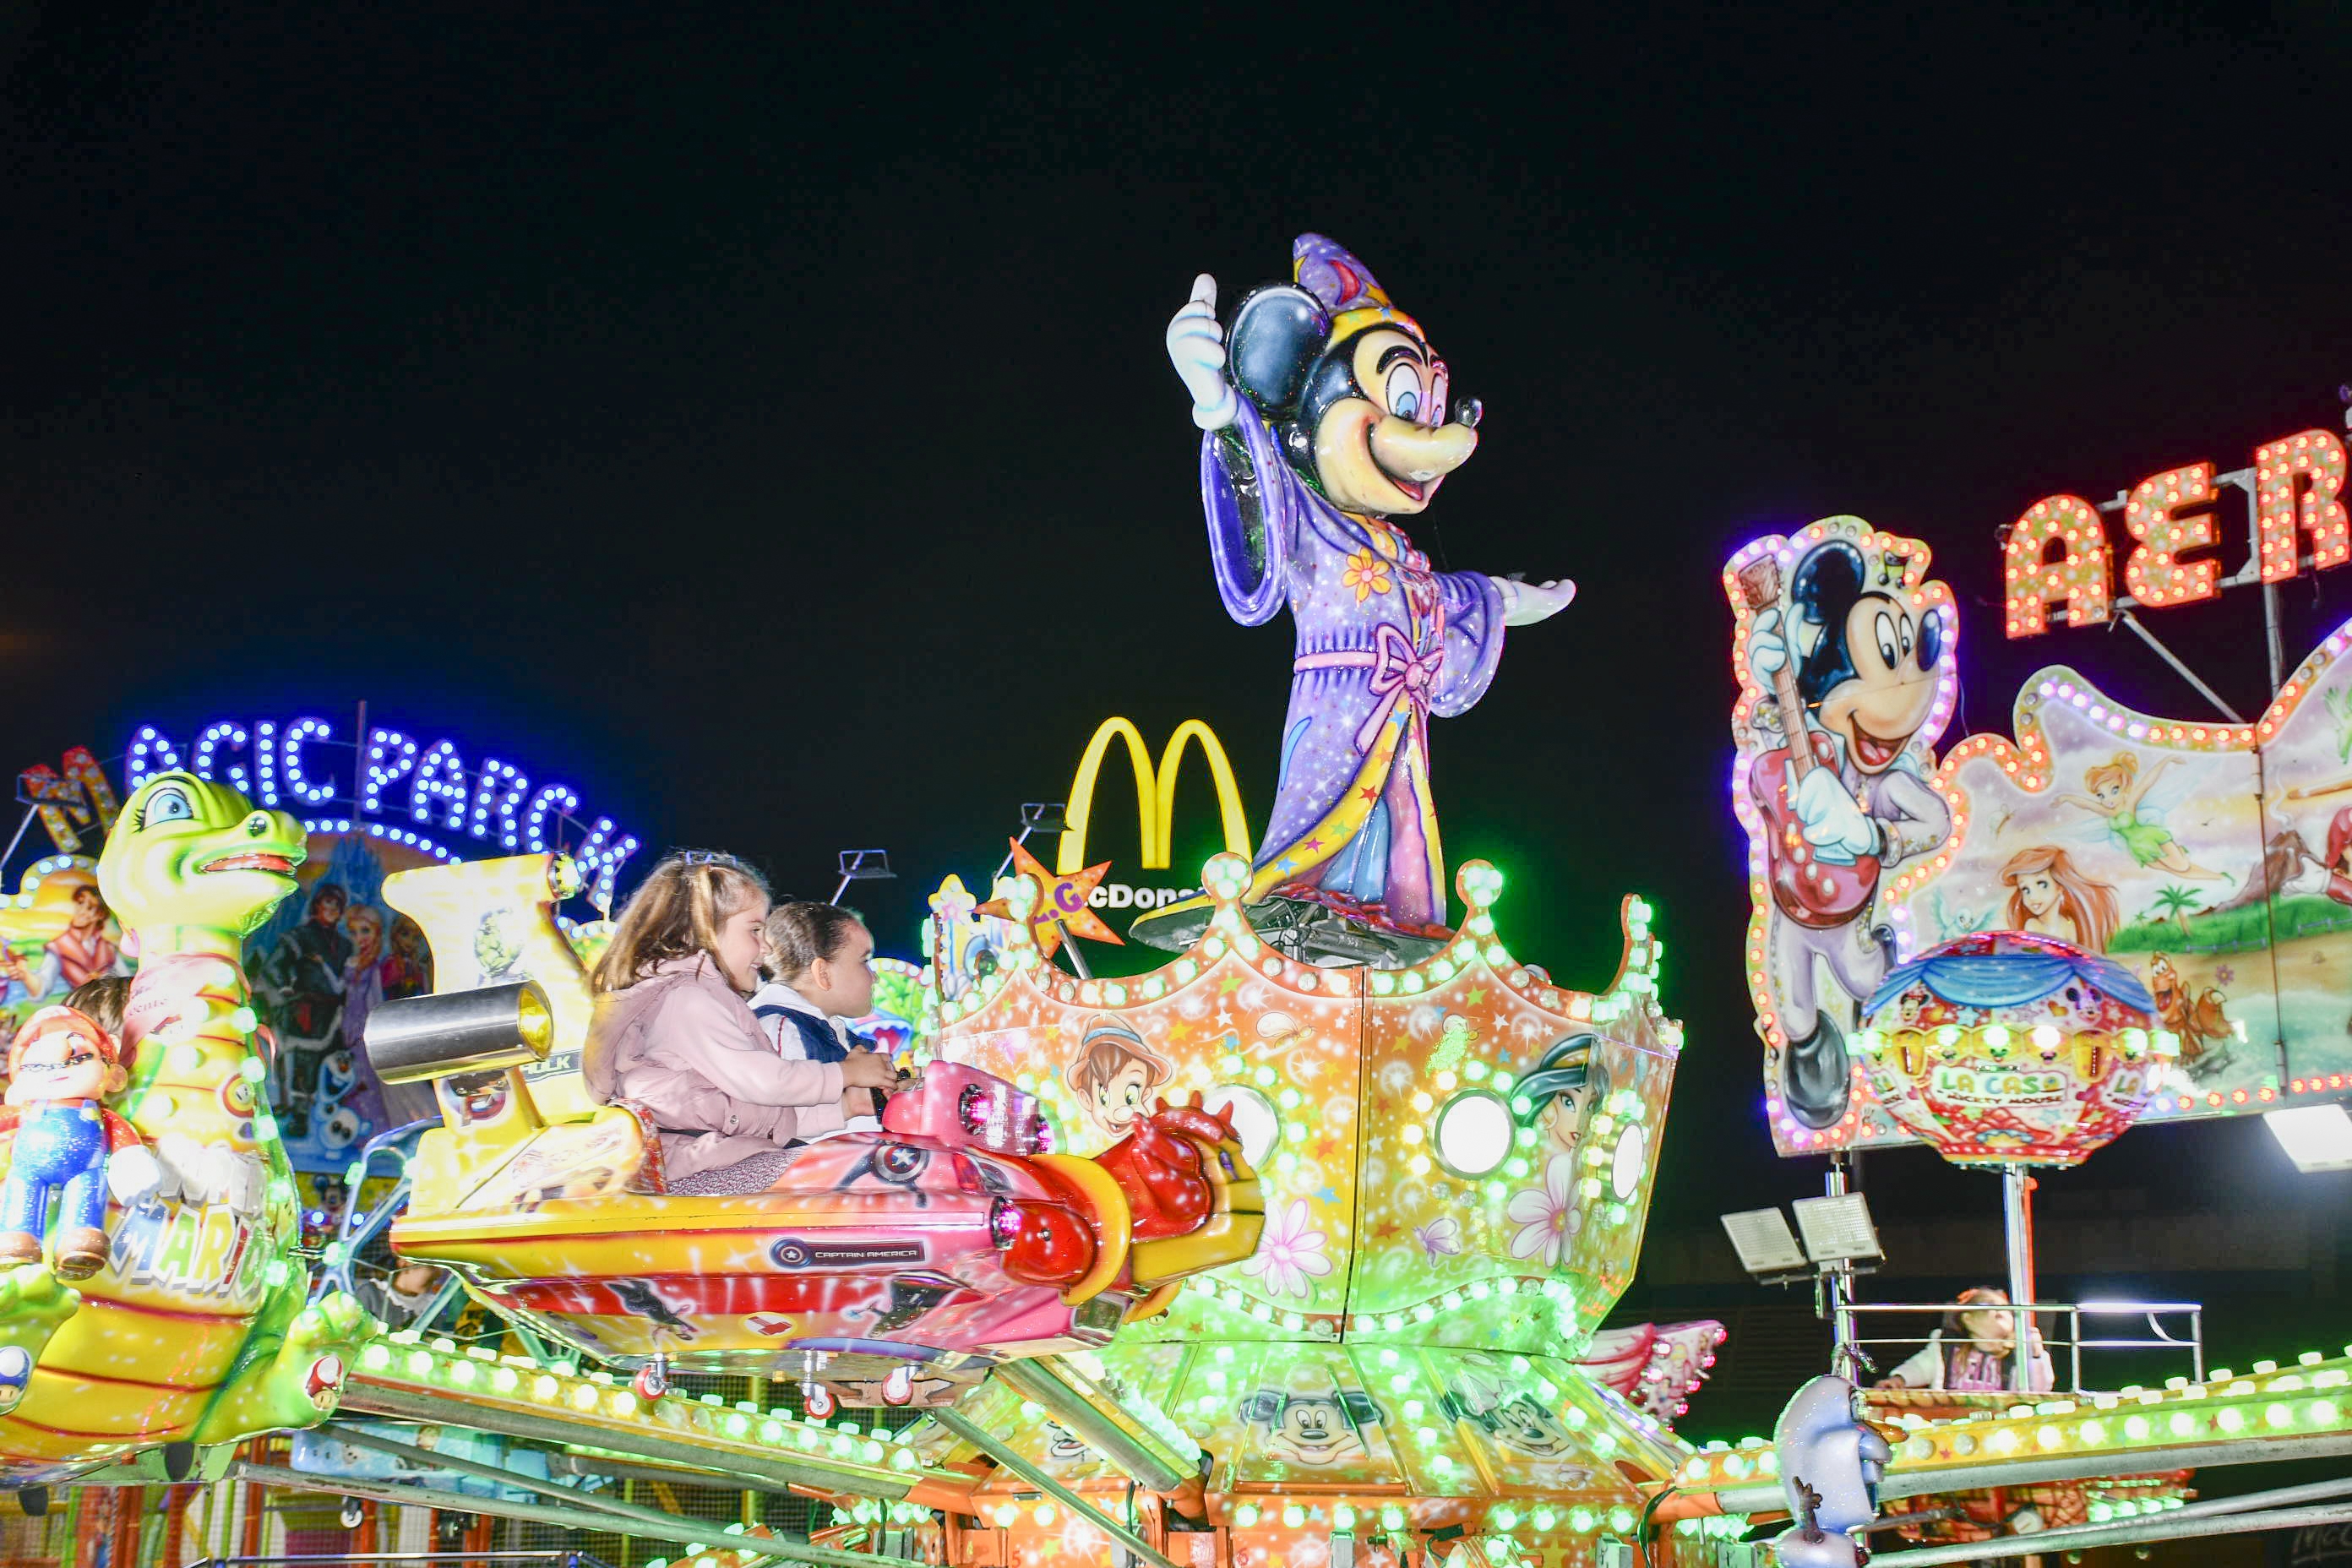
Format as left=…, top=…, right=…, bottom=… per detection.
left=1432, top=1090, right=1514, bottom=1178
left=1611, top=1123, right=1647, bottom=1200
left=1203, top=1085, right=1280, bottom=1165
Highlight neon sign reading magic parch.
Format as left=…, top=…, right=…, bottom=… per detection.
left=123, top=716, right=640, bottom=902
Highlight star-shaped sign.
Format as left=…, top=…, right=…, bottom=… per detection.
left=977, top=838, right=1123, bottom=957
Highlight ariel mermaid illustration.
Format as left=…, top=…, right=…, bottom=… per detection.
left=2055, top=752, right=2227, bottom=882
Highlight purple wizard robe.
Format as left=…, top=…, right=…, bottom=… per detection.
left=1202, top=399, right=1506, bottom=929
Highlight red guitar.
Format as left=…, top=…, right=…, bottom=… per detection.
left=1738, top=558, right=1881, bottom=928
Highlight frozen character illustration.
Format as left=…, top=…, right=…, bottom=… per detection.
left=1438, top=1353, right=1587, bottom=1466
left=5, top=883, right=128, bottom=999
left=1157, top=234, right=1576, bottom=938
left=1997, top=845, right=2121, bottom=952
left=1239, top=1380, right=1383, bottom=1468
left=1064, top=1015, right=1173, bottom=1143
left=262, top=880, right=351, bottom=1138
left=340, top=904, right=387, bottom=1054
left=381, top=915, right=432, bottom=1000
left=1517, top=1034, right=1609, bottom=1164
left=1737, top=536, right=1953, bottom=1129
left=2055, top=752, right=2227, bottom=882
left=0, top=1005, right=161, bottom=1279
left=329, top=903, right=394, bottom=1140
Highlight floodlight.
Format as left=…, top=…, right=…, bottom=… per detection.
left=994, top=803, right=1070, bottom=877
left=2265, top=1103, right=2352, bottom=1173
left=831, top=848, right=895, bottom=902
left=1792, top=1192, right=1882, bottom=1266
left=1721, top=1207, right=1809, bottom=1277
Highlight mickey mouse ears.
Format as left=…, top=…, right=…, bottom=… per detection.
left=1292, top=233, right=1391, bottom=313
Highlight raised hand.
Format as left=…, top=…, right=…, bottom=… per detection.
left=1496, top=576, right=1577, bottom=627
left=1747, top=607, right=1788, bottom=675
left=1165, top=274, right=1239, bottom=431
left=1794, top=770, right=1877, bottom=866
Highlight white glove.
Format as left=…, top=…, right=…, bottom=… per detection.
left=219, top=1150, right=265, bottom=1217
left=106, top=1145, right=164, bottom=1206
left=1166, top=274, right=1239, bottom=431
left=1747, top=608, right=1788, bottom=677
left=152, top=1131, right=204, bottom=1204
left=1794, top=770, right=1878, bottom=866
left=1495, top=577, right=1576, bottom=627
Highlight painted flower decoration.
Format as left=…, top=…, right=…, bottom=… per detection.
left=1415, top=1216, right=1463, bottom=1264
left=1244, top=1198, right=1334, bottom=1300
left=1506, top=1155, right=1583, bottom=1271
left=1342, top=547, right=1395, bottom=602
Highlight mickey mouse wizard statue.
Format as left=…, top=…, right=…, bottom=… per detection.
left=0, top=1004, right=160, bottom=1280
left=1136, top=235, right=1575, bottom=961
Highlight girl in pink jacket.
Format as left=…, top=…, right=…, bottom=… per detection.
left=583, top=852, right=897, bottom=1195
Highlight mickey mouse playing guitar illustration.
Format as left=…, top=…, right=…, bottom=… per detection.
left=1736, top=531, right=1952, bottom=1130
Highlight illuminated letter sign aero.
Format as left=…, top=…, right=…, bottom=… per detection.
left=2006, top=426, right=2350, bottom=637
left=1055, top=718, right=1251, bottom=877
left=124, top=716, right=639, bottom=903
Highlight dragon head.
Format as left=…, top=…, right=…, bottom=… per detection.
left=98, top=772, right=307, bottom=938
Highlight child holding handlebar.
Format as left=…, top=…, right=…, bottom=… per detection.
left=584, top=852, right=896, bottom=1195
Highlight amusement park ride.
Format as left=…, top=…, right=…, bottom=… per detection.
left=0, top=235, right=2346, bottom=1568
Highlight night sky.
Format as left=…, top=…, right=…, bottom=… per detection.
left=5, top=5, right=2351, bottom=1258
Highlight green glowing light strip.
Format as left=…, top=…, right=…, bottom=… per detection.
left=229, top=1459, right=915, bottom=1566
left=343, top=1373, right=931, bottom=1494
left=933, top=1407, right=1184, bottom=1568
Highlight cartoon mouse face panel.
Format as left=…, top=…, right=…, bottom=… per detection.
left=1240, top=1384, right=1384, bottom=1468
left=1226, top=234, right=1482, bottom=517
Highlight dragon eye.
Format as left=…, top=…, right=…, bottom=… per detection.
left=144, top=787, right=193, bottom=827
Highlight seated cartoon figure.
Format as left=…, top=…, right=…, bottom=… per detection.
left=0, top=1005, right=161, bottom=1279
left=1155, top=235, right=1576, bottom=943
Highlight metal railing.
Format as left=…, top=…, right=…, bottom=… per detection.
left=190, top=1557, right=618, bottom=1567
left=1832, top=1299, right=2203, bottom=1393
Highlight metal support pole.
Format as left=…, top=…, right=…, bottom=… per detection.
left=993, top=1360, right=1193, bottom=1494
left=2111, top=611, right=2246, bottom=722
left=0, top=801, right=43, bottom=881
left=1686, top=1428, right=2352, bottom=1515
left=547, top=1452, right=815, bottom=1499
left=319, top=1422, right=716, bottom=1538
left=336, top=1382, right=916, bottom=1500
left=2001, top=1164, right=2036, bottom=1391
left=1822, top=1155, right=1859, bottom=1381
left=931, top=1409, right=1181, bottom=1568
left=1863, top=1501, right=2352, bottom=1566
left=226, top=1462, right=910, bottom=1568
left=1049, top=918, right=1092, bottom=979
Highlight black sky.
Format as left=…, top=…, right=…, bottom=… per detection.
left=5, top=2, right=2351, bottom=1243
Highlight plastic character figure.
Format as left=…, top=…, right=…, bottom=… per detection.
left=1771, top=1375, right=1892, bottom=1568
left=1162, top=235, right=1576, bottom=933
left=0, top=1005, right=160, bottom=1279
left=2056, top=752, right=2228, bottom=882
left=1743, top=539, right=1952, bottom=1129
